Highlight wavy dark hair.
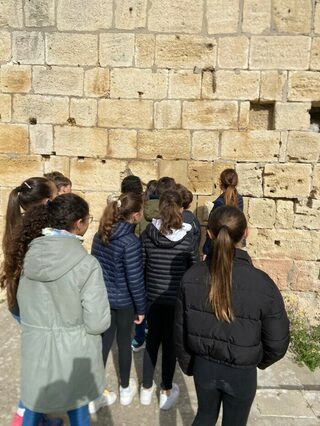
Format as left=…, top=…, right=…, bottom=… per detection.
left=159, top=190, right=183, bottom=235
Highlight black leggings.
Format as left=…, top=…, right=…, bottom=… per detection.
left=142, top=303, right=176, bottom=390
left=101, top=307, right=135, bottom=388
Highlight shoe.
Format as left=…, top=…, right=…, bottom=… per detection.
left=159, top=383, right=180, bottom=410
left=140, top=381, right=156, bottom=406
left=131, top=338, right=146, bottom=352
left=88, top=389, right=117, bottom=414
left=39, top=416, right=64, bottom=426
left=119, top=378, right=137, bottom=406
left=11, top=414, right=23, bottom=426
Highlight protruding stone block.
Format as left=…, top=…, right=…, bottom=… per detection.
left=13, top=95, right=69, bottom=124
left=182, top=101, right=238, bottom=130
left=30, top=124, right=53, bottom=155
left=0, top=64, right=31, bottom=93
left=13, top=31, right=44, bottom=64
left=191, top=131, right=219, bottom=161
left=154, top=100, right=181, bottom=129
left=33, top=66, right=83, bottom=96
left=54, top=126, right=107, bottom=157
left=207, top=0, right=239, bottom=34
left=274, top=102, right=311, bottom=131
left=108, top=129, right=137, bottom=159
left=138, top=130, right=190, bottom=160
left=98, top=99, right=153, bottom=129
left=100, top=33, right=134, bottom=67
left=218, top=36, right=249, bottom=69
left=236, top=163, right=263, bottom=197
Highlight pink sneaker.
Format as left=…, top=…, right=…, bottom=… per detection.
left=11, top=414, right=23, bottom=426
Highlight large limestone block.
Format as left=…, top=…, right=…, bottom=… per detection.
left=108, top=129, right=137, bottom=159
left=24, top=0, right=55, bottom=27
left=30, top=124, right=53, bottom=155
left=13, top=94, right=69, bottom=124
left=188, top=161, right=213, bottom=194
left=168, top=70, right=201, bottom=100
left=236, top=163, right=263, bottom=197
left=214, top=71, right=260, bottom=100
left=252, top=259, right=292, bottom=290
left=82, top=191, right=108, bottom=221
left=0, top=94, right=11, bottom=122
left=275, top=200, right=294, bottom=229
left=84, top=68, right=110, bottom=98
left=221, top=131, right=281, bottom=161
left=159, top=160, right=188, bottom=187
left=288, top=71, right=320, bottom=101
left=98, top=99, right=153, bottom=129
left=0, top=31, right=11, bottom=62
left=294, top=206, right=320, bottom=230
left=128, top=160, right=158, bottom=184
left=250, top=36, right=310, bottom=70
left=274, top=102, right=311, bottom=131
left=100, top=33, right=134, bottom=67
left=272, top=0, right=312, bottom=33
left=313, top=165, right=320, bottom=199
left=115, top=0, right=147, bottom=30
left=54, top=126, right=107, bottom=158
left=191, top=131, right=219, bottom=161
left=248, top=198, right=276, bottom=228
left=154, top=100, right=181, bottom=129
left=182, top=101, right=238, bottom=130
left=12, top=31, right=44, bottom=64
left=70, top=99, right=97, bottom=127
left=287, top=131, right=320, bottom=162
left=0, top=124, right=28, bottom=154
left=155, top=35, right=216, bottom=69
left=218, top=36, right=249, bottom=69
left=264, top=163, right=312, bottom=198
left=148, top=0, right=203, bottom=33
left=310, top=38, right=320, bottom=70
left=242, top=0, right=271, bottom=33
left=135, top=34, right=155, bottom=68
left=138, top=130, right=190, bottom=160
left=260, top=71, right=286, bottom=101
left=207, top=0, right=239, bottom=34
left=57, top=0, right=113, bottom=31
left=46, top=33, right=98, bottom=66
left=33, top=66, right=83, bottom=96
left=0, top=155, right=43, bottom=185
left=291, top=261, right=320, bottom=291
left=43, top=155, right=70, bottom=176
left=70, top=158, right=126, bottom=191
left=0, top=0, right=23, bottom=27
left=0, top=64, right=31, bottom=93
left=110, top=68, right=167, bottom=99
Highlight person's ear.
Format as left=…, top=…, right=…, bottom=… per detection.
left=243, top=227, right=249, bottom=240
left=207, top=229, right=214, bottom=240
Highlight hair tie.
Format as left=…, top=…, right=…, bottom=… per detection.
left=23, top=181, right=32, bottom=190
left=15, top=186, right=22, bottom=193
left=220, top=224, right=229, bottom=233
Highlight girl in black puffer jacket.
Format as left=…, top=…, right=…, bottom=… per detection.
left=175, top=206, right=289, bottom=426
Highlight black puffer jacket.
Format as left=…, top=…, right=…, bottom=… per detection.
left=175, top=249, right=290, bottom=375
left=141, top=220, right=198, bottom=306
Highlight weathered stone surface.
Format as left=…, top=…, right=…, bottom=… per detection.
left=46, top=33, right=98, bottom=66
left=108, top=129, right=137, bottom=158
left=70, top=158, right=126, bottom=191
left=24, top=0, right=55, bottom=27
left=218, top=36, right=249, bottom=69
left=264, top=163, right=312, bottom=198
left=274, top=102, right=311, bottom=131
left=253, top=259, right=292, bottom=290
left=115, top=0, right=147, bottom=30
left=155, top=35, right=217, bottom=69
left=279, top=131, right=288, bottom=163
left=110, top=68, right=167, bottom=99
left=0, top=155, right=43, bottom=185
left=138, top=130, right=190, bottom=160
left=159, top=159, right=188, bottom=187
left=236, top=163, right=263, bottom=197
left=82, top=191, right=108, bottom=221
left=291, top=261, right=320, bottom=291
left=313, top=164, right=320, bottom=200
left=0, top=0, right=23, bottom=28
left=128, top=160, right=158, bottom=184
left=188, top=161, right=213, bottom=194
left=0, top=124, right=28, bottom=154
left=260, top=71, right=286, bottom=101
left=272, top=0, right=312, bottom=33
left=207, top=0, right=239, bottom=34
left=214, top=71, right=260, bottom=100
left=0, top=64, right=31, bottom=93
left=57, top=0, right=113, bottom=31
left=182, top=101, right=238, bottom=130
left=12, top=31, right=44, bottom=64
left=148, top=0, right=203, bottom=33
left=0, top=31, right=11, bottom=62
left=0, top=94, right=11, bottom=122
left=315, top=2, right=320, bottom=34
left=84, top=68, right=110, bottom=98
left=242, top=0, right=271, bottom=33
left=54, top=126, right=107, bottom=157
left=70, top=98, right=97, bottom=127
left=43, top=155, right=70, bottom=176
left=221, top=131, right=280, bottom=161
left=33, top=66, right=83, bottom=96
left=248, top=198, right=276, bottom=228
left=239, top=102, right=250, bottom=130
left=275, top=200, right=294, bottom=229
left=168, top=70, right=201, bottom=99
left=310, top=37, right=320, bottom=70
left=287, top=131, right=320, bottom=162
left=249, top=36, right=311, bottom=69
left=294, top=204, right=320, bottom=230
left=98, top=99, right=153, bottom=129
left=100, top=33, right=134, bottom=67
left=191, top=131, right=219, bottom=161
left=135, top=34, right=155, bottom=68
left=13, top=94, right=69, bottom=124
left=288, top=71, right=320, bottom=101
left=30, top=124, right=53, bottom=155
left=154, top=100, right=181, bottom=129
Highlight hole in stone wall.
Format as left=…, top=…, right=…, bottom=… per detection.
left=309, top=103, right=320, bottom=132
left=249, top=102, right=275, bottom=130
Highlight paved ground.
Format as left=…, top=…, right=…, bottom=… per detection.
left=0, top=304, right=319, bottom=426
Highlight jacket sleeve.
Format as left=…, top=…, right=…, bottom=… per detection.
left=258, top=284, right=290, bottom=370
left=124, top=239, right=146, bottom=315
left=80, top=258, right=111, bottom=335
left=174, top=284, right=194, bottom=376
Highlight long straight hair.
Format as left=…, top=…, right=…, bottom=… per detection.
left=158, top=190, right=183, bottom=235
left=208, top=206, right=247, bottom=322
left=220, top=169, right=239, bottom=207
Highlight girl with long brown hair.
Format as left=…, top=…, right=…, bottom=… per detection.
left=175, top=206, right=290, bottom=426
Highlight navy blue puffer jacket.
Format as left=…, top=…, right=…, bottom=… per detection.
left=91, top=221, right=145, bottom=314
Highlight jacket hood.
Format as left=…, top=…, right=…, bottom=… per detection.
left=109, top=221, right=135, bottom=241
left=146, top=219, right=192, bottom=248
left=144, top=199, right=160, bottom=221
left=23, top=235, right=88, bottom=282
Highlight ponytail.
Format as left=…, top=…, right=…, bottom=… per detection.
left=2, top=188, right=21, bottom=255
left=159, top=190, right=183, bottom=235
left=220, top=168, right=239, bottom=207
left=224, top=185, right=238, bottom=207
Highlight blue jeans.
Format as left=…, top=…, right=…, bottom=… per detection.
left=22, top=405, right=90, bottom=426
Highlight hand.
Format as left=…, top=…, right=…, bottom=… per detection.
left=134, top=314, right=145, bottom=324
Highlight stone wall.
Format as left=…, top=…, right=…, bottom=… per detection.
left=0, top=0, right=319, bottom=296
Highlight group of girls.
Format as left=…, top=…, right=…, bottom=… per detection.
left=0, top=168, right=290, bottom=426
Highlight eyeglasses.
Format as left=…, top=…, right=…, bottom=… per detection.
left=88, top=215, right=93, bottom=224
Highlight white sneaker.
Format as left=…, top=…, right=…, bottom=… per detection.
left=119, top=378, right=137, bottom=406
left=88, top=389, right=117, bottom=413
left=159, top=383, right=179, bottom=410
left=140, top=381, right=156, bottom=405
